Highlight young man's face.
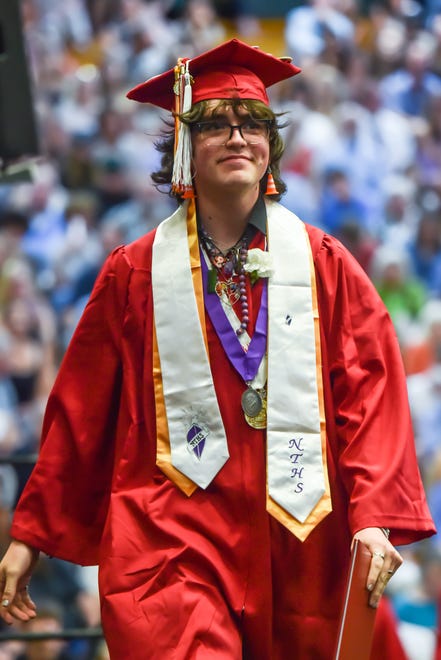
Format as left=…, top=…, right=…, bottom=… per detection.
left=191, top=101, right=270, bottom=199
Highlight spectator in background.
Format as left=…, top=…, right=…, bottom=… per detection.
left=0, top=212, right=30, bottom=335
left=387, top=547, right=440, bottom=660
left=0, top=468, right=19, bottom=556
left=124, top=23, right=171, bottom=85
left=16, top=600, right=68, bottom=660
left=53, top=73, right=101, bottom=145
left=425, top=454, right=441, bottom=554
left=355, top=79, right=417, bottom=179
left=1, top=299, right=52, bottom=452
left=16, top=163, right=68, bottom=281
left=414, top=96, right=441, bottom=191
left=379, top=32, right=441, bottom=117
left=408, top=364, right=441, bottom=478
left=59, top=134, right=97, bottom=193
left=321, top=100, right=388, bottom=228
left=50, top=191, right=102, bottom=312
left=173, top=0, right=226, bottom=58
left=0, top=257, right=57, bottom=362
left=319, top=166, right=369, bottom=236
left=403, top=298, right=441, bottom=375
left=335, top=218, right=378, bottom=274
left=0, top=329, right=20, bottom=459
left=408, top=210, right=441, bottom=295
left=371, top=245, right=426, bottom=341
left=284, top=0, right=355, bottom=66
left=376, top=174, right=420, bottom=251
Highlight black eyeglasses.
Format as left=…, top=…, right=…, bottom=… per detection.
left=191, top=118, right=272, bottom=145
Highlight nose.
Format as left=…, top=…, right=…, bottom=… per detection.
left=226, top=125, right=247, bottom=144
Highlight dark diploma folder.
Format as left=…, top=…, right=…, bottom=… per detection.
left=334, top=539, right=378, bottom=660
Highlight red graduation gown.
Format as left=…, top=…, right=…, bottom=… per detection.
left=10, top=216, right=435, bottom=659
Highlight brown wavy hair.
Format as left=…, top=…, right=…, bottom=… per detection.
left=151, top=98, right=288, bottom=203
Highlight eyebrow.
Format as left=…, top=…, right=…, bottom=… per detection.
left=205, top=110, right=252, bottom=121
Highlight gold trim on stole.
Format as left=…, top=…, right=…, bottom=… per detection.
left=154, top=199, right=201, bottom=495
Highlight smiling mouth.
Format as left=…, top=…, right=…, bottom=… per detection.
left=219, top=155, right=250, bottom=163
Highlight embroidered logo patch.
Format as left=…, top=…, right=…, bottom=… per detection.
left=186, top=418, right=210, bottom=460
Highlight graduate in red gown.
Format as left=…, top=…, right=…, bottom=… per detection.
left=0, top=40, right=435, bottom=659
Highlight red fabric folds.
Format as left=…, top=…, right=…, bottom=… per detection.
left=10, top=219, right=434, bottom=658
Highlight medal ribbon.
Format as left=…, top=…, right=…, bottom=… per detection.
left=200, top=254, right=268, bottom=383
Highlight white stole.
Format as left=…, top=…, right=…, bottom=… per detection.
left=266, top=201, right=327, bottom=523
left=151, top=200, right=331, bottom=539
left=152, top=204, right=229, bottom=488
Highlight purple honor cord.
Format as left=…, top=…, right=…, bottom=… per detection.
left=201, top=250, right=268, bottom=383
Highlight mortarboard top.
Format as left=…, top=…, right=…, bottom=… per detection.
left=126, top=38, right=301, bottom=109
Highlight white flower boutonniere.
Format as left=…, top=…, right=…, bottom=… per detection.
left=243, top=248, right=274, bottom=284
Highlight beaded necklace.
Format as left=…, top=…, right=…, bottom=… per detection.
left=199, top=224, right=256, bottom=336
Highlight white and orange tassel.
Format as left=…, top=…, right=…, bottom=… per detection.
left=172, top=58, right=195, bottom=198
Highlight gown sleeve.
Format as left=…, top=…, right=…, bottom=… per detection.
left=312, top=231, right=435, bottom=546
left=10, top=246, right=132, bottom=565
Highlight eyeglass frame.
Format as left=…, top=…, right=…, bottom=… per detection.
left=190, top=118, right=273, bottom=144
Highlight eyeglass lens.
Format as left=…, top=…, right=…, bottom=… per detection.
left=195, top=120, right=269, bottom=145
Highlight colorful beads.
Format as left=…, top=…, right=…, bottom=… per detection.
left=200, top=225, right=252, bottom=335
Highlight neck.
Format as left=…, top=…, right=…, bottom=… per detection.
left=196, top=187, right=260, bottom=250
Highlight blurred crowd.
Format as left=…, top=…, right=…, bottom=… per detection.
left=1, top=0, right=441, bottom=657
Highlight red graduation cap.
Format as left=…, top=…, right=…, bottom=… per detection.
left=126, top=39, right=300, bottom=197
left=126, top=38, right=301, bottom=108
